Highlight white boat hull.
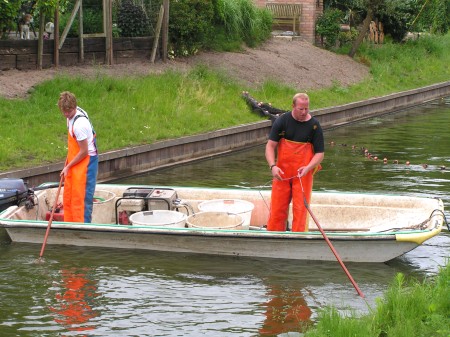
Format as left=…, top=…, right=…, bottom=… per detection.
left=0, top=184, right=444, bottom=263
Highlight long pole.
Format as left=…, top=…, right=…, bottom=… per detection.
left=39, top=176, right=64, bottom=259
left=299, top=176, right=365, bottom=298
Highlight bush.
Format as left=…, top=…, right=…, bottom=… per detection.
left=168, top=0, right=215, bottom=56
left=58, top=1, right=104, bottom=37
left=338, top=27, right=358, bottom=47
left=316, top=8, right=344, bottom=49
left=211, top=0, right=272, bottom=49
left=117, top=0, right=151, bottom=37
left=0, top=0, right=25, bottom=39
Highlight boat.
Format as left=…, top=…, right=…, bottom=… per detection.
left=0, top=179, right=445, bottom=263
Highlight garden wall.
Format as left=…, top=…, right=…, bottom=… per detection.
left=0, top=37, right=156, bottom=71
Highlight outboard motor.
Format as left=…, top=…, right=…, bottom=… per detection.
left=0, top=178, right=29, bottom=212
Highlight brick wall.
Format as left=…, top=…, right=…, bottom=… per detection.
left=254, top=0, right=323, bottom=44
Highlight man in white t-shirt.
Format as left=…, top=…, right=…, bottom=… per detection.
left=58, top=91, right=98, bottom=223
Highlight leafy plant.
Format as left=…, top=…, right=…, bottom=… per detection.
left=316, top=8, right=345, bottom=49
left=117, top=0, right=151, bottom=37
left=0, top=0, right=26, bottom=39
left=168, top=0, right=215, bottom=56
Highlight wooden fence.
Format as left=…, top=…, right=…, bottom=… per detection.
left=0, top=37, right=156, bottom=71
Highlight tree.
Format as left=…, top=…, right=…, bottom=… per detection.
left=411, top=0, right=450, bottom=34
left=348, top=0, right=384, bottom=57
left=0, top=0, right=25, bottom=39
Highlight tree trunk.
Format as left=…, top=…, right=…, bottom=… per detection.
left=348, top=8, right=373, bottom=58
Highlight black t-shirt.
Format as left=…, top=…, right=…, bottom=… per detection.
left=268, top=112, right=325, bottom=153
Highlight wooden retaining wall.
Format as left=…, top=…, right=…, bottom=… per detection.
left=0, top=37, right=155, bottom=70
left=1, top=81, right=449, bottom=186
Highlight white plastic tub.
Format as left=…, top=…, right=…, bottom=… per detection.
left=129, top=210, right=187, bottom=228
left=187, top=211, right=244, bottom=230
left=92, top=190, right=116, bottom=224
left=198, top=199, right=254, bottom=229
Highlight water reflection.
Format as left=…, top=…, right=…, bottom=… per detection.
left=259, top=286, right=312, bottom=335
left=49, top=267, right=99, bottom=333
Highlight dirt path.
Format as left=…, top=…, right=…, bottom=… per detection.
left=0, top=37, right=369, bottom=99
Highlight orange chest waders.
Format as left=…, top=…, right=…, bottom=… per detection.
left=267, top=139, right=320, bottom=232
left=63, top=124, right=98, bottom=223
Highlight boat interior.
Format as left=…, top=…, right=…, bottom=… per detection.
left=2, top=184, right=444, bottom=233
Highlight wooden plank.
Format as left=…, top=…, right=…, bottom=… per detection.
left=54, top=7, right=60, bottom=67
left=59, top=0, right=81, bottom=50
left=151, top=5, right=164, bottom=63
left=162, top=0, right=169, bottom=62
left=79, top=0, right=84, bottom=62
left=37, top=12, right=45, bottom=70
left=82, top=33, right=106, bottom=38
left=0, top=55, right=16, bottom=70
left=17, top=54, right=37, bottom=70
left=0, top=40, right=37, bottom=55
left=105, top=0, right=113, bottom=65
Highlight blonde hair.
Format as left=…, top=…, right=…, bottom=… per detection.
left=293, top=93, right=309, bottom=105
left=58, top=91, right=77, bottom=112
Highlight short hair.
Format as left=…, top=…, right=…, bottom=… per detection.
left=293, top=93, right=309, bottom=105
left=58, top=91, right=77, bottom=112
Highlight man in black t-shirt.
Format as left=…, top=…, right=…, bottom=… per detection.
left=265, top=93, right=324, bottom=232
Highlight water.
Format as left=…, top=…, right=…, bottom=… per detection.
left=1, top=98, right=449, bottom=336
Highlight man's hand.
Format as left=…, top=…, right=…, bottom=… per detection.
left=271, top=165, right=284, bottom=180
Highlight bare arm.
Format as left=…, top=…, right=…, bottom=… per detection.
left=265, top=140, right=284, bottom=180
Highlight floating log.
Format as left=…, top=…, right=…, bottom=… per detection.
left=241, top=91, right=288, bottom=121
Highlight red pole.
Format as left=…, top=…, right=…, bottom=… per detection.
left=39, top=176, right=64, bottom=259
left=299, top=176, right=365, bottom=298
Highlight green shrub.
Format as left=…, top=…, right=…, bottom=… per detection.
left=117, top=0, right=151, bottom=37
left=168, top=0, right=214, bottom=56
left=211, top=0, right=272, bottom=49
left=338, top=27, right=358, bottom=47
left=0, top=0, right=25, bottom=39
left=58, top=2, right=104, bottom=37
left=316, top=8, right=344, bottom=49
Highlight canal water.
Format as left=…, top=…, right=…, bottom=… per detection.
left=1, top=98, right=449, bottom=336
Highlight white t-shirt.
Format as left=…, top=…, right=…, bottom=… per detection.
left=67, top=107, right=97, bottom=156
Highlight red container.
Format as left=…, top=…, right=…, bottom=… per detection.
left=45, top=210, right=64, bottom=221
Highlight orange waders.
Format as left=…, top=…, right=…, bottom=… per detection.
left=63, top=130, right=97, bottom=223
left=267, top=139, right=320, bottom=232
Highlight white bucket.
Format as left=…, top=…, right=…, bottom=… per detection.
left=198, top=199, right=254, bottom=229
left=187, top=211, right=244, bottom=230
left=92, top=190, right=116, bottom=224
left=129, top=210, right=187, bottom=228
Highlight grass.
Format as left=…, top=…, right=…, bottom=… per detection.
left=303, top=261, right=450, bottom=337
left=0, top=33, right=449, bottom=172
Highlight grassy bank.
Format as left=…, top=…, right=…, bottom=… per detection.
left=0, top=34, right=449, bottom=171
left=304, top=261, right=450, bottom=337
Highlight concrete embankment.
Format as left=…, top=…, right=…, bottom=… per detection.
left=1, top=81, right=449, bottom=186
